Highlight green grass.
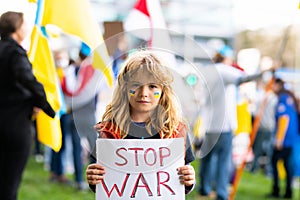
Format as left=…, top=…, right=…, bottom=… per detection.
left=19, top=156, right=300, bottom=200
left=18, top=156, right=94, bottom=200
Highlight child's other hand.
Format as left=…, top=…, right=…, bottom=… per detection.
left=177, top=165, right=195, bottom=187
left=86, top=163, right=106, bottom=185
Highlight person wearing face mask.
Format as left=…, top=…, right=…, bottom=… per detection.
left=49, top=45, right=99, bottom=191
left=56, top=53, right=70, bottom=70
left=47, top=50, right=71, bottom=185
left=0, top=11, right=56, bottom=200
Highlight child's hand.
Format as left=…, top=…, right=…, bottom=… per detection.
left=177, top=165, right=195, bottom=187
left=94, top=123, right=101, bottom=133
left=86, top=163, right=106, bottom=185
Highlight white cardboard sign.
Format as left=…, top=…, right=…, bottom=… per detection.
left=96, top=138, right=185, bottom=200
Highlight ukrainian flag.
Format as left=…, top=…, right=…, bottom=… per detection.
left=28, top=0, right=63, bottom=152
left=40, top=0, right=113, bottom=86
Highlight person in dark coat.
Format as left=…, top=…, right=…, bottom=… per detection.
left=0, top=11, right=56, bottom=200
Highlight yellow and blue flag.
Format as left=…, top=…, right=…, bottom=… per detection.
left=28, top=0, right=63, bottom=152
left=41, top=0, right=113, bottom=86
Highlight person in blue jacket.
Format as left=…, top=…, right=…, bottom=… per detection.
left=267, top=78, right=299, bottom=199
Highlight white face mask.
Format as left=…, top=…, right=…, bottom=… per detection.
left=56, top=58, right=69, bottom=68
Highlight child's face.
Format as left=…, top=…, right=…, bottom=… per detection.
left=127, top=70, right=163, bottom=118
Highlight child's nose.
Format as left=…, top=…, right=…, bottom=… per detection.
left=139, top=85, right=149, bottom=97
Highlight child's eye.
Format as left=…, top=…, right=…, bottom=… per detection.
left=149, top=84, right=158, bottom=89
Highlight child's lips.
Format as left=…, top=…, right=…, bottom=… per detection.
left=137, top=100, right=150, bottom=103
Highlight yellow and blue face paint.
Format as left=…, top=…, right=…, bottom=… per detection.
left=154, top=91, right=160, bottom=99
left=129, top=89, right=136, bottom=96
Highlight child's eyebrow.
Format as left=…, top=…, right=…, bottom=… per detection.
left=130, top=81, right=160, bottom=85
left=148, top=82, right=160, bottom=85
left=129, top=81, right=141, bottom=85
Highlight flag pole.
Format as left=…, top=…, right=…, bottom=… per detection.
left=229, top=77, right=274, bottom=200
left=229, top=25, right=291, bottom=200
left=28, top=0, right=43, bottom=62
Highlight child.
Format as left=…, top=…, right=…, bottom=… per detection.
left=85, top=50, right=196, bottom=194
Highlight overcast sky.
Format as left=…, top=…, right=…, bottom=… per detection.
left=232, top=0, right=300, bottom=30
left=1, top=0, right=300, bottom=33
left=1, top=0, right=300, bottom=29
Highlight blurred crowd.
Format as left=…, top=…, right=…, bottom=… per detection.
left=193, top=46, right=300, bottom=200
left=1, top=8, right=300, bottom=200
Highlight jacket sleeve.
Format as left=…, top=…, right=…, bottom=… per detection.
left=11, top=49, right=55, bottom=118
left=237, top=72, right=263, bottom=85
left=98, top=121, right=121, bottom=139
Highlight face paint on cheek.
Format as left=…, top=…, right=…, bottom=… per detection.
left=154, top=91, right=161, bottom=99
left=129, top=89, right=136, bottom=96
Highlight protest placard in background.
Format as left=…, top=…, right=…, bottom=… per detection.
left=96, top=138, right=184, bottom=200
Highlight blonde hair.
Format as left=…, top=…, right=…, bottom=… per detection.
left=101, top=50, right=183, bottom=138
